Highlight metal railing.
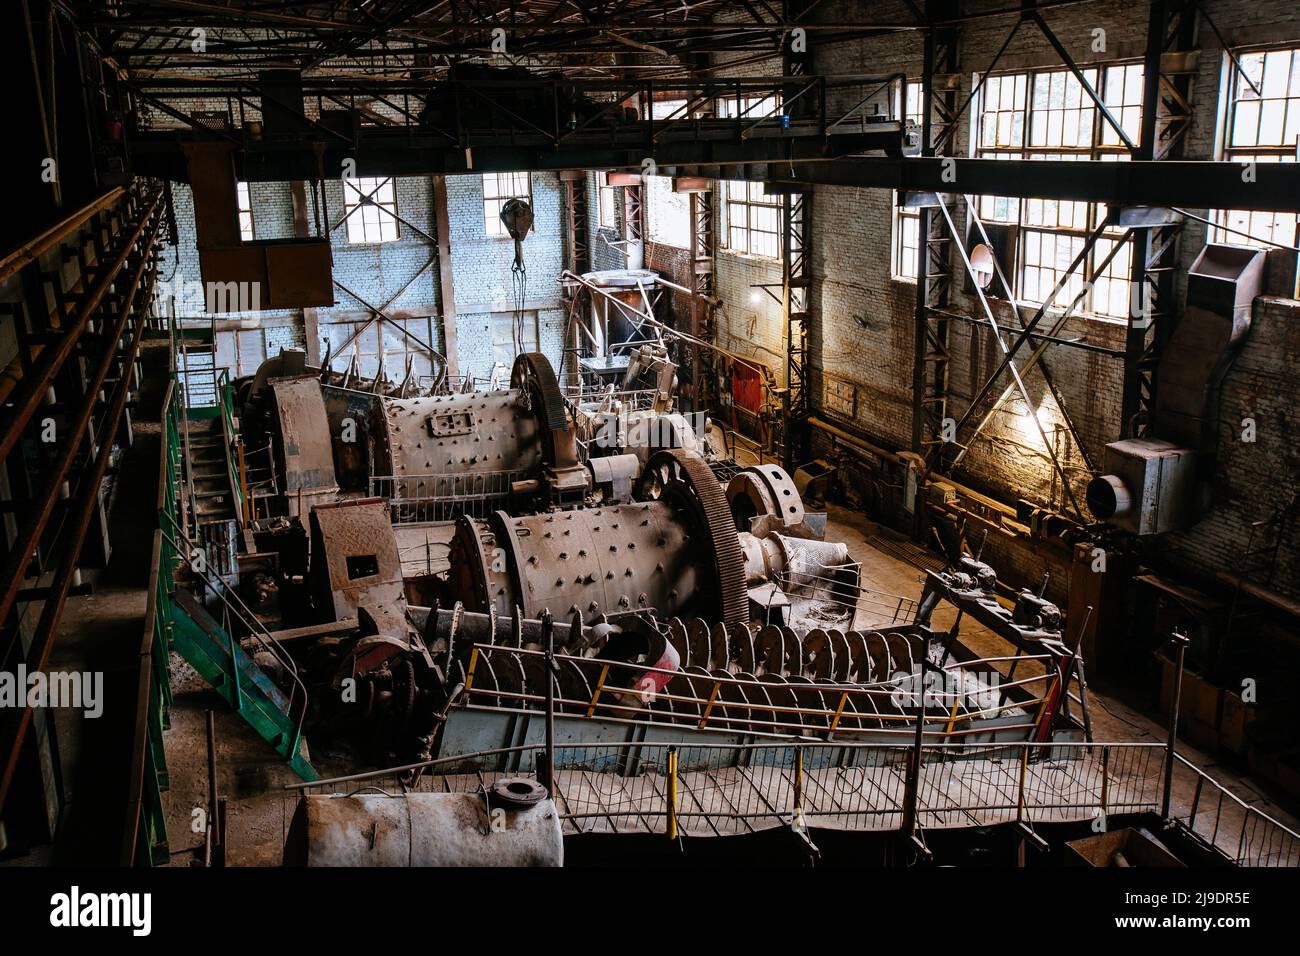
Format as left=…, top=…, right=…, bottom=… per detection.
left=721, top=427, right=774, bottom=467
left=161, top=511, right=310, bottom=762
left=567, top=386, right=661, bottom=413
left=122, top=377, right=180, bottom=866
left=284, top=738, right=1300, bottom=865
left=369, top=470, right=522, bottom=524
left=1173, top=754, right=1300, bottom=866
left=178, top=353, right=225, bottom=408
left=0, top=185, right=164, bottom=822
left=459, top=642, right=1059, bottom=741
left=286, top=739, right=1164, bottom=840
left=216, top=373, right=247, bottom=528
left=770, top=566, right=920, bottom=628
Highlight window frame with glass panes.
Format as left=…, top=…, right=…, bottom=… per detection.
left=715, top=93, right=785, bottom=260
left=894, top=80, right=925, bottom=280
left=342, top=176, right=400, bottom=244
left=236, top=182, right=255, bottom=241
left=1212, top=44, right=1300, bottom=289
left=483, top=172, right=532, bottom=238
left=595, top=171, right=618, bottom=229
left=719, top=180, right=782, bottom=259
left=971, top=62, right=1146, bottom=320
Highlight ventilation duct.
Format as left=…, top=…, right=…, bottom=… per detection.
left=1087, top=243, right=1266, bottom=535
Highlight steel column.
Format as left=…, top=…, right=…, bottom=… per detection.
left=1122, top=0, right=1197, bottom=437
left=911, top=5, right=959, bottom=467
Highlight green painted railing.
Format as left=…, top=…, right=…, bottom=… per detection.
left=122, top=375, right=182, bottom=865
left=217, top=371, right=247, bottom=528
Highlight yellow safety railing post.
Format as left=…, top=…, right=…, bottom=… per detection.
left=666, top=747, right=679, bottom=840
left=586, top=664, right=610, bottom=717
left=944, top=696, right=961, bottom=734
left=828, top=693, right=849, bottom=734
left=698, top=681, right=722, bottom=729
left=465, top=646, right=480, bottom=691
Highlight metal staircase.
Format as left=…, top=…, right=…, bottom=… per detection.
left=156, top=327, right=315, bottom=781
left=162, top=523, right=317, bottom=781
left=185, top=417, right=239, bottom=525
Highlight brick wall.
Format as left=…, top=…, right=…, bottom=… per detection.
left=157, top=171, right=569, bottom=384
left=705, top=0, right=1300, bottom=600
left=1163, top=296, right=1300, bottom=592
left=443, top=172, right=567, bottom=379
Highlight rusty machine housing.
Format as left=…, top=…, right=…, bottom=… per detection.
left=444, top=449, right=858, bottom=629
left=237, top=350, right=594, bottom=521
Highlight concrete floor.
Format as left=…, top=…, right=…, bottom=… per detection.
left=158, top=654, right=354, bottom=867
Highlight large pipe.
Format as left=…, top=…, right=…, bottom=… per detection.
left=806, top=416, right=905, bottom=465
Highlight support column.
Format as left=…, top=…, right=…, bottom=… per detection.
left=1122, top=0, right=1197, bottom=437
left=781, top=1, right=815, bottom=469
left=289, top=180, right=320, bottom=365
left=912, top=4, right=960, bottom=473
left=782, top=190, right=811, bottom=470
left=432, top=175, right=459, bottom=380
left=688, top=187, right=715, bottom=417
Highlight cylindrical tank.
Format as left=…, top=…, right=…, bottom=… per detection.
left=373, top=389, right=543, bottom=483
left=447, top=450, right=750, bottom=624
left=370, top=351, right=582, bottom=504
left=466, top=501, right=703, bottom=621
left=284, top=787, right=563, bottom=867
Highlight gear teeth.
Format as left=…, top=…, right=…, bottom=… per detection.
left=645, top=448, right=749, bottom=624
left=511, top=351, right=568, bottom=432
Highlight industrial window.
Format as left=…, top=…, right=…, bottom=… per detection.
left=973, top=64, right=1143, bottom=319
left=483, top=171, right=531, bottom=237
left=236, top=182, right=255, bottom=241
left=717, top=93, right=781, bottom=122
left=721, top=180, right=781, bottom=259
left=342, top=176, right=399, bottom=244
left=651, top=97, right=689, bottom=121
left=647, top=174, right=690, bottom=248
left=1212, top=46, right=1300, bottom=260
left=902, top=79, right=924, bottom=127
left=894, top=81, right=924, bottom=279
left=596, top=171, right=617, bottom=228
left=894, top=199, right=921, bottom=280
